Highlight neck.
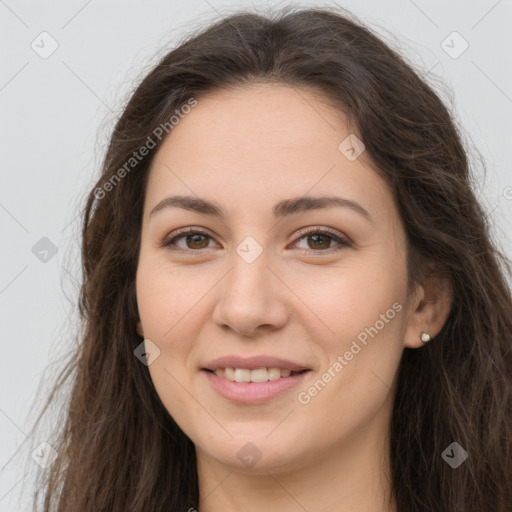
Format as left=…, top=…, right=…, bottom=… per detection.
left=195, top=406, right=397, bottom=512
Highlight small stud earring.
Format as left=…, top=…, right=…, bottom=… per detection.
left=136, top=321, right=144, bottom=337
left=420, top=332, right=431, bottom=343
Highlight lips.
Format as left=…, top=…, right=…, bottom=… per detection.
left=212, top=367, right=307, bottom=383
left=202, top=369, right=310, bottom=404
left=202, top=355, right=310, bottom=373
left=201, top=355, right=312, bottom=403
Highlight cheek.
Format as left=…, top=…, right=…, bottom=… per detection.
left=136, top=262, right=201, bottom=430
left=135, top=256, right=214, bottom=378
left=135, top=257, right=206, bottom=343
left=293, top=254, right=407, bottom=422
left=135, top=262, right=197, bottom=411
left=304, top=252, right=408, bottom=349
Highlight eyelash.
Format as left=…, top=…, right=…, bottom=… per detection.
left=160, top=226, right=352, bottom=255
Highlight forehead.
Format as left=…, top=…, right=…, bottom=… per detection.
left=162, top=83, right=350, bottom=157
left=144, top=83, right=398, bottom=229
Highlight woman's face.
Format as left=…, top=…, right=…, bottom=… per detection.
left=136, top=83, right=420, bottom=473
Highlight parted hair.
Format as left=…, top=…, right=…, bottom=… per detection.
left=29, top=5, right=512, bottom=511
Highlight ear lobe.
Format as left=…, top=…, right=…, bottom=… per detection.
left=403, top=274, right=453, bottom=349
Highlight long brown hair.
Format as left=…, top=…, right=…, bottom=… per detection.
left=25, top=5, right=512, bottom=511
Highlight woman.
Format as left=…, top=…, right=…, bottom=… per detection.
left=30, top=5, right=512, bottom=511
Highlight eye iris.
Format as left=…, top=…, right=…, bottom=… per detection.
left=187, top=234, right=209, bottom=249
left=308, top=234, right=331, bottom=250
left=172, top=231, right=339, bottom=251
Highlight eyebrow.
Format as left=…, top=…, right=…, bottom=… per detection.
left=149, top=194, right=373, bottom=223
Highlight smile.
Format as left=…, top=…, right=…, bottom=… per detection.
left=211, top=367, right=308, bottom=382
left=202, top=368, right=311, bottom=404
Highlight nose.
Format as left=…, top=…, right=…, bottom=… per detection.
left=211, top=248, right=289, bottom=337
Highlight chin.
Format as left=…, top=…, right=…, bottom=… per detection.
left=197, top=434, right=305, bottom=473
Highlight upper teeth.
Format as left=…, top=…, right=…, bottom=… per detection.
left=214, top=367, right=293, bottom=382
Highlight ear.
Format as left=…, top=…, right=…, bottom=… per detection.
left=403, top=271, right=453, bottom=349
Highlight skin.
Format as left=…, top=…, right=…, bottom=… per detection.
left=135, top=83, right=452, bottom=512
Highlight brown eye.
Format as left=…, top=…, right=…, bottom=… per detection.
left=305, top=233, right=333, bottom=250
left=161, top=229, right=216, bottom=251
left=183, top=233, right=210, bottom=250
left=161, top=227, right=351, bottom=254
left=293, top=228, right=351, bottom=254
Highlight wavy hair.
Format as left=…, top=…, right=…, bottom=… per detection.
left=27, top=5, right=512, bottom=511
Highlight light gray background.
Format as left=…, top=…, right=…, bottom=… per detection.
left=1, top=0, right=511, bottom=510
